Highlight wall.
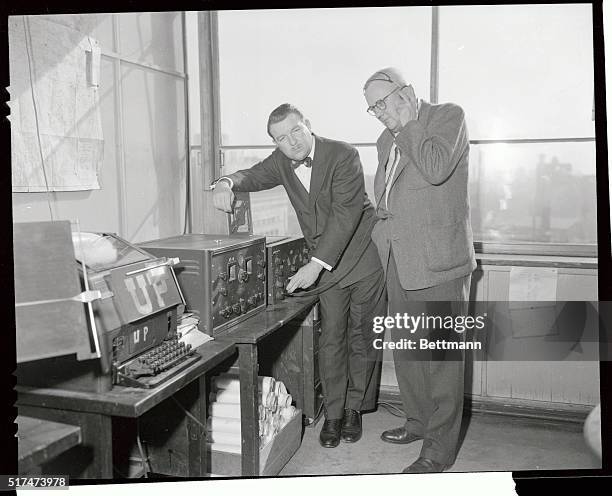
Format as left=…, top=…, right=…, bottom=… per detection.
left=380, top=259, right=600, bottom=408
left=11, top=13, right=187, bottom=244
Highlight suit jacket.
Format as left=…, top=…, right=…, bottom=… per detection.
left=227, top=135, right=381, bottom=288
left=371, top=101, right=477, bottom=290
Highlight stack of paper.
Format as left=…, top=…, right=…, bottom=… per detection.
left=177, top=312, right=213, bottom=349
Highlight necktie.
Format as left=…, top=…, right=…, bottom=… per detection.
left=385, top=145, right=400, bottom=182
left=292, top=157, right=312, bottom=169
left=384, top=144, right=401, bottom=207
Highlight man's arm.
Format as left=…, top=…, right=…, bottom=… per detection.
left=395, top=103, right=469, bottom=185
left=226, top=153, right=282, bottom=192
left=213, top=154, right=281, bottom=212
left=310, top=147, right=365, bottom=268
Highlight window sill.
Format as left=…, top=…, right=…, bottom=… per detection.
left=475, top=252, right=598, bottom=269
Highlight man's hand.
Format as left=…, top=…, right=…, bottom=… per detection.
left=397, top=85, right=418, bottom=127
left=285, top=261, right=324, bottom=293
left=212, top=180, right=235, bottom=213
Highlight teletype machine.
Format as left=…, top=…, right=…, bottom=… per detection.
left=15, top=222, right=198, bottom=392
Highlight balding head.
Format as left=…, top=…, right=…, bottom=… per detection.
left=363, top=67, right=408, bottom=93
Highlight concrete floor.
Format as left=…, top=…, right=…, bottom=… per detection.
left=279, top=407, right=601, bottom=475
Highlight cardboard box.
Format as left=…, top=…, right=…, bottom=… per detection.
left=207, top=409, right=302, bottom=476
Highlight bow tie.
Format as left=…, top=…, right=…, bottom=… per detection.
left=292, top=157, right=312, bottom=169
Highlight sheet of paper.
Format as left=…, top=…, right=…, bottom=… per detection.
left=9, top=16, right=104, bottom=192
left=179, top=326, right=214, bottom=350
left=508, top=266, right=558, bottom=309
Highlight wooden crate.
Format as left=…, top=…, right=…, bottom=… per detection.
left=207, top=409, right=302, bottom=476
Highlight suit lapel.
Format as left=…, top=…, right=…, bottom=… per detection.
left=308, top=135, right=329, bottom=206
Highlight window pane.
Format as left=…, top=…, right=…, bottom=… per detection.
left=439, top=4, right=594, bottom=140
left=218, top=7, right=431, bottom=145
left=118, top=12, right=184, bottom=72
left=223, top=149, right=302, bottom=236
left=222, top=142, right=597, bottom=245
left=469, top=142, right=597, bottom=244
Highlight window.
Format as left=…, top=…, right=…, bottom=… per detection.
left=438, top=4, right=594, bottom=140
left=469, top=142, right=597, bottom=244
left=222, top=148, right=301, bottom=236
left=213, top=5, right=596, bottom=252
left=217, top=7, right=431, bottom=235
left=439, top=4, right=596, bottom=249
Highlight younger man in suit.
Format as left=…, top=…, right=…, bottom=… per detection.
left=212, top=103, right=386, bottom=448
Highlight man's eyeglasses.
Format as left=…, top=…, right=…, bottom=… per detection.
left=366, top=84, right=407, bottom=116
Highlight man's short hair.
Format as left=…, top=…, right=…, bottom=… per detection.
left=267, top=103, right=305, bottom=138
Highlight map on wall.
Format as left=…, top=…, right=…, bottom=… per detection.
left=9, top=16, right=104, bottom=192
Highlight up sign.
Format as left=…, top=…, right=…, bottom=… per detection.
left=108, top=263, right=183, bottom=324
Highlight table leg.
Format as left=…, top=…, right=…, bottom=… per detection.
left=238, top=343, right=259, bottom=476
left=187, top=376, right=207, bottom=476
left=18, top=405, right=112, bottom=479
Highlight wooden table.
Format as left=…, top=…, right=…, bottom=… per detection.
left=17, top=416, right=82, bottom=473
left=16, top=340, right=236, bottom=479
left=216, top=296, right=318, bottom=476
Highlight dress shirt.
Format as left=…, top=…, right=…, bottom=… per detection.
left=385, top=100, right=421, bottom=207
left=292, top=139, right=315, bottom=193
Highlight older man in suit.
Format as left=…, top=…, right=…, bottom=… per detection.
left=363, top=68, right=476, bottom=473
left=212, top=103, right=386, bottom=448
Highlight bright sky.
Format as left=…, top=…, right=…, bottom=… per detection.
left=213, top=4, right=594, bottom=145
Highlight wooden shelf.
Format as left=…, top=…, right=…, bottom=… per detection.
left=18, top=416, right=82, bottom=473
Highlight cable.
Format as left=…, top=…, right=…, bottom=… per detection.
left=304, top=397, right=325, bottom=427
left=22, top=16, right=54, bottom=220
left=135, top=419, right=151, bottom=478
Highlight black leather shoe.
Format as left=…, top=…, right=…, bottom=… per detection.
left=381, top=426, right=423, bottom=444
left=402, top=457, right=447, bottom=473
left=319, top=418, right=342, bottom=448
left=340, top=409, right=362, bottom=443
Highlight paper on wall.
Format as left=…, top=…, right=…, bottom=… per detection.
left=9, top=16, right=104, bottom=192
left=508, top=267, right=558, bottom=309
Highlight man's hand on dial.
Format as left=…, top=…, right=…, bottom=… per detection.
left=285, top=261, right=324, bottom=293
